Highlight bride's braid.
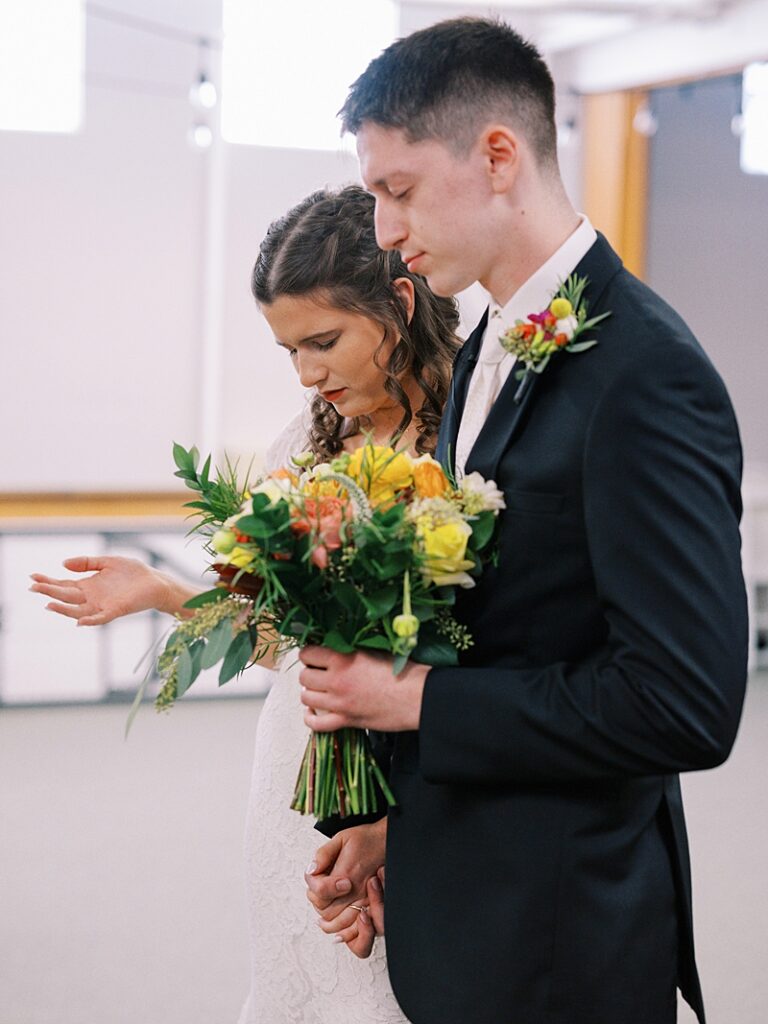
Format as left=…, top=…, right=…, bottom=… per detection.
left=251, top=185, right=460, bottom=460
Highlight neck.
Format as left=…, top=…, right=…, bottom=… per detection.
left=482, top=178, right=580, bottom=307
left=356, top=375, right=424, bottom=452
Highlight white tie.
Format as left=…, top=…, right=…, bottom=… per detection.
left=454, top=307, right=510, bottom=476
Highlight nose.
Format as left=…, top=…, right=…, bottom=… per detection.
left=374, top=197, right=407, bottom=252
left=295, top=351, right=326, bottom=391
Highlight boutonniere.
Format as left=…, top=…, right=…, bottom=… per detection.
left=499, top=274, right=611, bottom=403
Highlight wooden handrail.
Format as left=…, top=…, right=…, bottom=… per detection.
left=0, top=492, right=189, bottom=518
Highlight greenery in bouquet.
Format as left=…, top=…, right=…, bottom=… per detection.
left=144, top=439, right=504, bottom=821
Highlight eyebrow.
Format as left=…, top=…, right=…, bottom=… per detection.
left=369, top=171, right=409, bottom=190
left=274, top=329, right=338, bottom=348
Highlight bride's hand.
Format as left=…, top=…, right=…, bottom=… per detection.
left=332, top=869, right=386, bottom=960
left=29, top=555, right=193, bottom=626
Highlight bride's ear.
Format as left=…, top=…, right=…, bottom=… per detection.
left=392, top=277, right=416, bottom=324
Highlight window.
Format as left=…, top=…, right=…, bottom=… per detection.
left=221, top=0, right=397, bottom=150
left=741, top=62, right=768, bottom=175
left=0, top=0, right=84, bottom=133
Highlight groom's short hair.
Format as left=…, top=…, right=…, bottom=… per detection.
left=340, top=17, right=558, bottom=167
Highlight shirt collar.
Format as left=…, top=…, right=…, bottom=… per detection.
left=479, top=215, right=598, bottom=364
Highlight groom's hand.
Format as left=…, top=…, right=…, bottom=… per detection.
left=299, top=647, right=428, bottom=732
left=305, top=819, right=386, bottom=919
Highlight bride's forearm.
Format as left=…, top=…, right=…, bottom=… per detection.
left=154, top=573, right=202, bottom=618
left=250, top=618, right=284, bottom=671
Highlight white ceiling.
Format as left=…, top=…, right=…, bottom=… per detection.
left=398, top=0, right=748, bottom=52
left=85, top=0, right=749, bottom=54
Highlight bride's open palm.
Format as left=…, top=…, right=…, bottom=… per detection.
left=29, top=556, right=178, bottom=626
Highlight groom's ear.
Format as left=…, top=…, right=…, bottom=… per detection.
left=481, top=125, right=521, bottom=195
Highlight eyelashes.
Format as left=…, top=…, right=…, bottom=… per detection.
left=286, top=336, right=340, bottom=358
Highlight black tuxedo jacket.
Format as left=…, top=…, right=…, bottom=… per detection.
left=383, top=235, right=748, bottom=1024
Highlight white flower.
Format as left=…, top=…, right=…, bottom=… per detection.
left=555, top=314, right=578, bottom=340
left=298, top=462, right=334, bottom=489
left=460, top=473, right=506, bottom=514
left=251, top=476, right=293, bottom=506
left=405, top=496, right=462, bottom=526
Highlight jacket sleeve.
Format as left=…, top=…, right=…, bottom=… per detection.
left=419, top=343, right=748, bottom=786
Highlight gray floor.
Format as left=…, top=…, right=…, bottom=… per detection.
left=1, top=679, right=767, bottom=1024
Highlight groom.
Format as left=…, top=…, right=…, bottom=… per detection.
left=300, top=18, right=747, bottom=1024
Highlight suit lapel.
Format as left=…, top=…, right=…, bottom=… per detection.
left=465, top=233, right=623, bottom=481
left=436, top=309, right=488, bottom=474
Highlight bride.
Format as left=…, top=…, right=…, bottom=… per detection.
left=30, top=185, right=460, bottom=1023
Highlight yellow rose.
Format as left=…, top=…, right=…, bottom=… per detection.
left=228, top=546, right=256, bottom=569
left=420, top=520, right=475, bottom=586
left=347, top=444, right=413, bottom=507
left=412, top=457, right=450, bottom=499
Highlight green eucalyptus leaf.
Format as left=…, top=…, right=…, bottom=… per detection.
left=201, top=618, right=234, bottom=669
left=164, top=628, right=181, bottom=652
left=219, top=631, right=254, bottom=685
left=566, top=340, right=598, bottom=353
left=175, top=646, right=195, bottom=697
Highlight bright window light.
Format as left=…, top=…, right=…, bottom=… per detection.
left=0, top=0, right=84, bottom=133
left=741, top=62, right=768, bottom=175
left=222, top=0, right=397, bottom=150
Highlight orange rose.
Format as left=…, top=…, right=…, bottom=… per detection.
left=291, top=496, right=349, bottom=558
left=412, top=459, right=449, bottom=498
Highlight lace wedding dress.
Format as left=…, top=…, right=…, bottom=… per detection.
left=237, top=413, right=409, bottom=1024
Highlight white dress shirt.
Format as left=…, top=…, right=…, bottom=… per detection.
left=454, top=216, right=598, bottom=476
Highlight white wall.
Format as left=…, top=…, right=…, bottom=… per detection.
left=0, top=5, right=362, bottom=490
left=2, top=1, right=765, bottom=491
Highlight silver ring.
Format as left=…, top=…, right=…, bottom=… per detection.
left=349, top=904, right=368, bottom=913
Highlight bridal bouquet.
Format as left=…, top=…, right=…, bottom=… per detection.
left=145, top=440, right=504, bottom=821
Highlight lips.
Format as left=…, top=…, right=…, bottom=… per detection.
left=321, top=387, right=347, bottom=403
left=405, top=252, right=425, bottom=273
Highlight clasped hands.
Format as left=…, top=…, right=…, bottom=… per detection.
left=305, top=819, right=387, bottom=959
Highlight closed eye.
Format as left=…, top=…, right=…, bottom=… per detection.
left=283, top=336, right=339, bottom=358
left=311, top=336, right=339, bottom=350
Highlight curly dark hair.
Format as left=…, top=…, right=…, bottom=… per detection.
left=252, top=185, right=460, bottom=460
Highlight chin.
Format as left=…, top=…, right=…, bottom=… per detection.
left=426, top=268, right=476, bottom=298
